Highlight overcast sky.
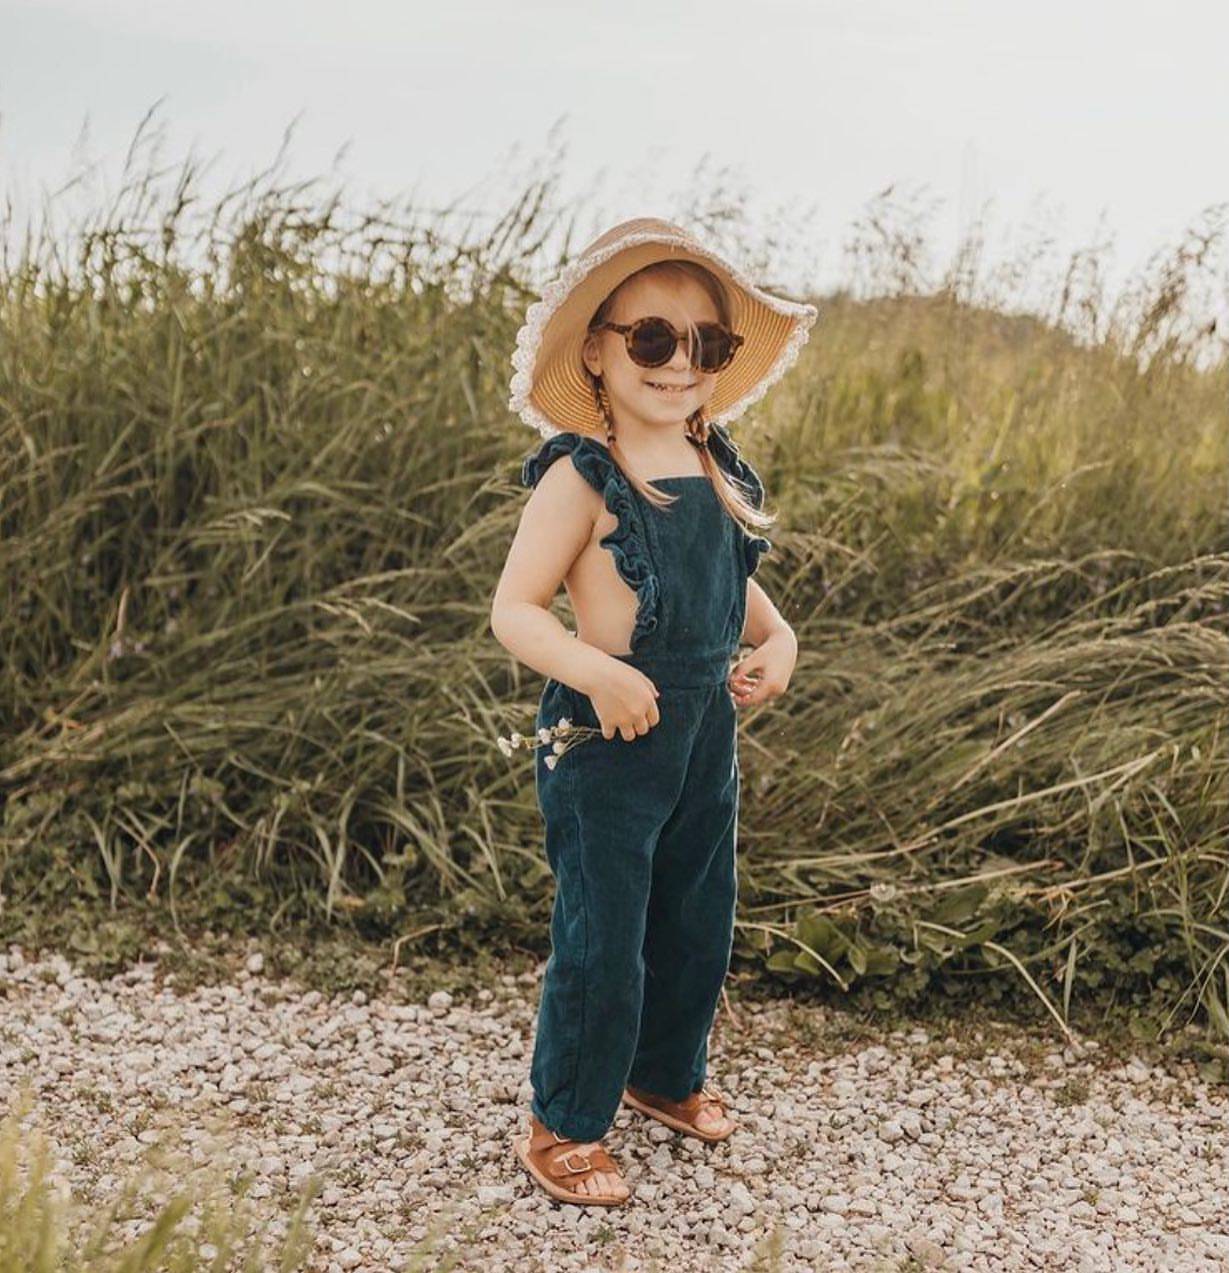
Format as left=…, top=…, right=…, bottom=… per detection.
left=3, top=0, right=1227, bottom=333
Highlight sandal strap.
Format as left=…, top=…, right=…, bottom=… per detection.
left=526, top=1122, right=621, bottom=1181
left=633, top=1082, right=731, bottom=1124
left=528, top=1124, right=596, bottom=1152
left=544, top=1144, right=617, bottom=1179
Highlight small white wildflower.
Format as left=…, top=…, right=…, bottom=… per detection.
left=558, top=717, right=572, bottom=731
left=510, top=731, right=523, bottom=746
left=538, top=726, right=552, bottom=742
left=552, top=740, right=566, bottom=754
left=544, top=754, right=558, bottom=770
left=497, top=737, right=513, bottom=757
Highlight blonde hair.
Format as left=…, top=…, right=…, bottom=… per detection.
left=583, top=260, right=774, bottom=537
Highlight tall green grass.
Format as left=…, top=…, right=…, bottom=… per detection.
left=1, top=147, right=1226, bottom=1047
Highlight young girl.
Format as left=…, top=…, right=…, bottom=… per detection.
left=492, top=216, right=817, bottom=1207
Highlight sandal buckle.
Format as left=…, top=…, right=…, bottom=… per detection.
left=557, top=1149, right=593, bottom=1174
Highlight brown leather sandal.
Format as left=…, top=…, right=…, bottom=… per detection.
left=513, top=1115, right=632, bottom=1207
left=622, top=1081, right=739, bottom=1143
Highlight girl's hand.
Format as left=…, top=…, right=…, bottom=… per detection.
left=583, top=661, right=661, bottom=742
left=728, top=628, right=797, bottom=708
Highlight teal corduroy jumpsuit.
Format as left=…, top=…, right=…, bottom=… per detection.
left=519, top=422, right=772, bottom=1143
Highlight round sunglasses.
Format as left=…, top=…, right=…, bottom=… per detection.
left=591, top=315, right=744, bottom=374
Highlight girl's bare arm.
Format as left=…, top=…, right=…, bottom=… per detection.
left=741, top=578, right=791, bottom=647
left=731, top=578, right=798, bottom=706
left=491, top=461, right=662, bottom=740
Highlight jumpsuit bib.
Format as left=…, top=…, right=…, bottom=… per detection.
left=519, top=424, right=772, bottom=1142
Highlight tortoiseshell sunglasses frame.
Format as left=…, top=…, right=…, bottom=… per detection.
left=591, top=316, right=745, bottom=373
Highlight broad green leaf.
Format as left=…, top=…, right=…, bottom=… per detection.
left=925, top=882, right=989, bottom=926
left=794, top=911, right=850, bottom=962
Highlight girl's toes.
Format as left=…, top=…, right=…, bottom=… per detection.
left=697, top=1107, right=733, bottom=1135
left=603, top=1171, right=630, bottom=1198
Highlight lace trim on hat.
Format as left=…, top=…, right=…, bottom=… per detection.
left=706, top=422, right=774, bottom=576
left=520, top=432, right=660, bottom=650
left=507, top=229, right=819, bottom=440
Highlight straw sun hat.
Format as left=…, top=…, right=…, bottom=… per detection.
left=507, top=216, right=819, bottom=440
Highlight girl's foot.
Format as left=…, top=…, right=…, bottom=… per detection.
left=514, top=1114, right=632, bottom=1206
left=623, top=1082, right=738, bottom=1142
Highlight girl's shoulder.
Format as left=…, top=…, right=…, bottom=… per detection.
left=520, top=431, right=620, bottom=497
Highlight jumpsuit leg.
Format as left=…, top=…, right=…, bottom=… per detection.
left=627, top=682, right=740, bottom=1100
left=528, top=680, right=704, bottom=1142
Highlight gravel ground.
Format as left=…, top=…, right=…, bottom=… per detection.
left=1, top=942, right=1227, bottom=1272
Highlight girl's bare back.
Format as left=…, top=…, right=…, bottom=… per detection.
left=557, top=485, right=642, bottom=657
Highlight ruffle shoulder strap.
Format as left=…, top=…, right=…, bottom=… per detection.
left=705, top=423, right=774, bottom=576
left=520, top=432, right=661, bottom=650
